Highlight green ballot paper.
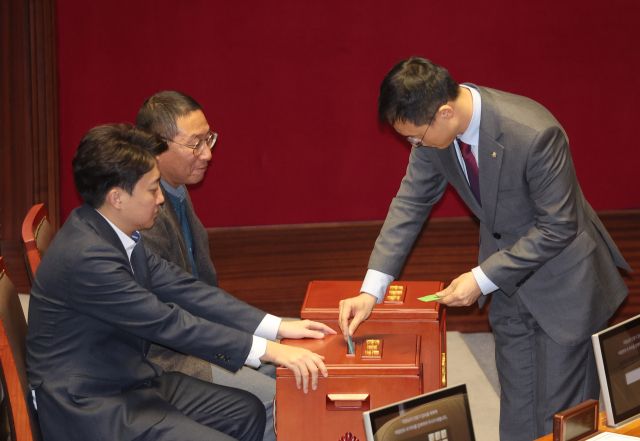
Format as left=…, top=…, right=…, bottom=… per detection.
left=347, top=334, right=355, bottom=354
left=418, top=294, right=442, bottom=303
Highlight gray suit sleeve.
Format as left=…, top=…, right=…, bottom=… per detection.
left=68, top=244, right=262, bottom=372
left=480, top=126, right=580, bottom=294
left=368, top=148, right=449, bottom=278
left=144, top=246, right=265, bottom=333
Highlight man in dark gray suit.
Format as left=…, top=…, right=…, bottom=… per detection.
left=27, top=124, right=333, bottom=441
left=338, top=57, right=631, bottom=440
left=135, top=91, right=282, bottom=440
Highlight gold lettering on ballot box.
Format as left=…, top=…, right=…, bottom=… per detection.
left=362, top=339, right=383, bottom=359
left=384, top=285, right=406, bottom=304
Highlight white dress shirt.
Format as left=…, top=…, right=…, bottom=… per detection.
left=96, top=209, right=281, bottom=367
left=361, top=85, right=499, bottom=302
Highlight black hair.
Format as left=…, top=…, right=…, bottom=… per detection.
left=136, top=91, right=203, bottom=141
left=378, top=57, right=460, bottom=126
left=72, top=124, right=168, bottom=208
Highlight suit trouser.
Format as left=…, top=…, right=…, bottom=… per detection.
left=489, top=291, right=604, bottom=441
left=133, top=371, right=266, bottom=441
left=211, top=362, right=277, bottom=441
left=148, top=344, right=276, bottom=441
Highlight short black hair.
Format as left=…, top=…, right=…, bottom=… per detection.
left=73, top=124, right=168, bottom=208
left=136, top=91, right=203, bottom=141
left=378, top=57, right=460, bottom=126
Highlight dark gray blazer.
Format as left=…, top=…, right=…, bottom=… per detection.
left=141, top=184, right=218, bottom=287
left=369, top=85, right=631, bottom=346
left=26, top=205, right=265, bottom=441
left=141, top=184, right=220, bottom=381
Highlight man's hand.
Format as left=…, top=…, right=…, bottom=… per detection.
left=276, top=320, right=337, bottom=340
left=436, top=272, right=483, bottom=307
left=260, top=341, right=327, bottom=393
left=338, top=293, right=377, bottom=339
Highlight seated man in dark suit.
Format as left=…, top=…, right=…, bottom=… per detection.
left=26, top=124, right=333, bottom=441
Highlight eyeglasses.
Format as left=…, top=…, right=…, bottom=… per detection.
left=165, top=131, right=217, bottom=156
left=406, top=115, right=435, bottom=148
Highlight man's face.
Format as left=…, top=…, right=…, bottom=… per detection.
left=393, top=115, right=457, bottom=150
left=119, top=165, right=164, bottom=232
left=156, top=109, right=212, bottom=188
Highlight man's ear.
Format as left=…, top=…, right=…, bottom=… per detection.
left=106, top=188, right=123, bottom=210
left=437, top=104, right=454, bottom=120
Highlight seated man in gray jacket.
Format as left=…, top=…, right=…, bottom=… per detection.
left=27, top=124, right=333, bottom=441
left=136, top=91, right=291, bottom=440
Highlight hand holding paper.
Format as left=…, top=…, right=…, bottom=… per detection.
left=421, top=272, right=483, bottom=307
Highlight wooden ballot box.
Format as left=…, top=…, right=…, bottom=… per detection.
left=300, top=280, right=446, bottom=393
left=275, top=334, right=422, bottom=441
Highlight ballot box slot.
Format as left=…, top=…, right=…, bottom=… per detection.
left=326, top=394, right=371, bottom=411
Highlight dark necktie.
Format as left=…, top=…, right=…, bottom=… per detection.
left=459, top=140, right=481, bottom=205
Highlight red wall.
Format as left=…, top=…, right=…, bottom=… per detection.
left=57, top=0, right=640, bottom=228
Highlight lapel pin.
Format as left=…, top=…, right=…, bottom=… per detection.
left=492, top=152, right=497, bottom=158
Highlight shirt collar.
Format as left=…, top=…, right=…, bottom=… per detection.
left=161, top=179, right=186, bottom=202
left=458, top=85, right=481, bottom=147
left=95, top=209, right=138, bottom=257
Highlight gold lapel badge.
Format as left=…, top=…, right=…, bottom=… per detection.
left=492, top=152, right=497, bottom=158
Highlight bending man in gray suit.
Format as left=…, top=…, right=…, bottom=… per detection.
left=27, top=124, right=333, bottom=441
left=338, top=57, right=631, bottom=441
left=135, top=90, right=282, bottom=440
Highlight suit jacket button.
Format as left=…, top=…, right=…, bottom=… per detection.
left=493, top=233, right=501, bottom=239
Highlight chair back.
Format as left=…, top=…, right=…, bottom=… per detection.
left=0, top=257, right=41, bottom=441
left=22, top=204, right=54, bottom=283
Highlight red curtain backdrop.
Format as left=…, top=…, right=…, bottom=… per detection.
left=57, top=0, right=640, bottom=228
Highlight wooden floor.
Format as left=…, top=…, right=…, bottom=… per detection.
left=209, top=210, right=639, bottom=332
left=1, top=210, right=638, bottom=333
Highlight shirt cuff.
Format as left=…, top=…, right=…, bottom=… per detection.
left=471, top=266, right=499, bottom=295
left=245, top=335, right=267, bottom=368
left=254, top=314, right=281, bottom=341
left=361, top=269, right=395, bottom=303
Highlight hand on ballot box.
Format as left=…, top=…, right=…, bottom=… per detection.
left=338, top=292, right=378, bottom=339
left=276, top=319, right=336, bottom=340
left=260, top=340, right=328, bottom=393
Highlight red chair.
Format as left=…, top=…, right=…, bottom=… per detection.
left=21, top=204, right=54, bottom=283
left=0, top=257, right=41, bottom=440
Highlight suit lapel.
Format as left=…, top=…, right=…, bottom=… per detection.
left=130, top=243, right=150, bottom=289
left=435, top=145, right=485, bottom=221
left=475, top=87, right=505, bottom=232
left=129, top=241, right=153, bottom=355
left=161, top=185, right=193, bottom=273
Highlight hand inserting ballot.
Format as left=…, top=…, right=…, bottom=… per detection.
left=338, top=293, right=378, bottom=339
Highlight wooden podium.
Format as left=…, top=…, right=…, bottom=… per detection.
left=276, top=334, right=422, bottom=441
left=300, top=280, right=446, bottom=393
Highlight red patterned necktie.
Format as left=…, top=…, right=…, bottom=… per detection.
left=459, top=140, right=481, bottom=205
